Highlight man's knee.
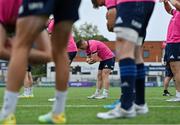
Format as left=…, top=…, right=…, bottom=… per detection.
left=102, top=69, right=111, bottom=77
left=114, top=27, right=139, bottom=43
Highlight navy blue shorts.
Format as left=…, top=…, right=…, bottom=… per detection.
left=165, top=64, right=173, bottom=77
left=19, top=0, right=81, bottom=23
left=165, top=43, right=180, bottom=62
left=98, top=57, right=115, bottom=70
left=68, top=51, right=77, bottom=65
left=115, top=2, right=155, bottom=40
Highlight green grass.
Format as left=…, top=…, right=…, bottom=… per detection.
left=0, top=87, right=179, bottom=124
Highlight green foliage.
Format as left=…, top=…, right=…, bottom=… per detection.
left=72, top=22, right=109, bottom=42
left=31, top=64, right=46, bottom=77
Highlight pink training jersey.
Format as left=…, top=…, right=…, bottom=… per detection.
left=0, top=0, right=22, bottom=25
left=166, top=10, right=180, bottom=44
left=116, top=0, right=156, bottom=5
left=105, top=0, right=117, bottom=9
left=47, top=19, right=54, bottom=33
left=166, top=10, right=176, bottom=43
left=67, top=34, right=78, bottom=52
left=86, top=40, right=115, bottom=61
left=47, top=19, right=77, bottom=52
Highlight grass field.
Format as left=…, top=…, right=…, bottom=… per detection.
left=0, top=87, right=179, bottom=124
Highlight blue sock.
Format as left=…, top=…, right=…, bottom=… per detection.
left=135, top=63, right=145, bottom=105
left=119, top=58, right=137, bottom=110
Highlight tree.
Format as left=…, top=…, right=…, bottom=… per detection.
left=31, top=64, right=46, bottom=77
left=72, top=22, right=109, bottom=42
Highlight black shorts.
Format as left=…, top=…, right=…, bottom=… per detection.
left=68, top=51, right=77, bottom=65
left=165, top=43, right=180, bottom=62
left=27, top=65, right=32, bottom=72
left=19, top=0, right=81, bottom=23
left=0, top=23, right=15, bottom=36
left=115, top=2, right=155, bottom=41
left=98, top=57, right=115, bottom=70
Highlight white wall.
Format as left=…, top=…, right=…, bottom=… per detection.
left=45, top=62, right=164, bottom=86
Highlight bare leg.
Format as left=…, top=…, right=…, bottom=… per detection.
left=0, top=16, right=48, bottom=120
left=102, top=69, right=111, bottom=96
left=0, top=24, right=11, bottom=60
left=134, top=46, right=146, bottom=105
left=163, top=77, right=172, bottom=91
left=7, top=16, right=48, bottom=92
left=116, top=38, right=136, bottom=110
left=96, top=70, right=103, bottom=91
left=24, top=72, right=33, bottom=88
left=19, top=71, right=34, bottom=97
left=51, top=21, right=73, bottom=115
left=170, top=62, right=180, bottom=92
left=28, top=30, right=52, bottom=64
left=0, top=23, right=52, bottom=64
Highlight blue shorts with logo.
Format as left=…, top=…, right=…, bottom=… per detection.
left=165, top=43, right=180, bottom=62
left=115, top=2, right=155, bottom=42
left=98, top=57, right=115, bottom=70
left=19, top=0, right=81, bottom=23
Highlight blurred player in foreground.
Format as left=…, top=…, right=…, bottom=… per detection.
left=47, top=19, right=78, bottom=102
left=0, top=0, right=81, bottom=124
left=91, top=0, right=155, bottom=119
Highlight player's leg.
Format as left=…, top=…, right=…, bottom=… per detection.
left=98, top=21, right=137, bottom=120
left=19, top=65, right=34, bottom=98
left=165, top=43, right=180, bottom=102
left=96, top=58, right=115, bottom=99
left=0, top=16, right=48, bottom=125
left=97, top=2, right=155, bottom=119
left=0, top=23, right=52, bottom=64
left=134, top=45, right=149, bottom=115
left=38, top=0, right=81, bottom=123
left=168, top=61, right=180, bottom=101
left=29, top=30, right=52, bottom=64
left=163, top=76, right=172, bottom=96
left=88, top=70, right=103, bottom=99
left=39, top=21, right=72, bottom=124
left=0, top=24, right=11, bottom=60
left=134, top=2, right=154, bottom=114
left=102, top=69, right=111, bottom=97
left=48, top=51, right=77, bottom=102
left=163, top=64, right=173, bottom=96
left=95, top=69, right=111, bottom=99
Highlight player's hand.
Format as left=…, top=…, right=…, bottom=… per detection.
left=159, top=0, right=168, bottom=2
left=86, top=58, right=96, bottom=64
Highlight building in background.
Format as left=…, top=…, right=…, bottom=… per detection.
left=44, top=41, right=166, bottom=87
left=0, top=41, right=166, bottom=87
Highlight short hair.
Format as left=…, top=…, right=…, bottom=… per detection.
left=76, top=40, right=83, bottom=49
left=91, top=0, right=99, bottom=9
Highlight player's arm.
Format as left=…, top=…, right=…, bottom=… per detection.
left=169, top=0, right=180, bottom=10
left=90, top=52, right=99, bottom=61
left=163, top=1, right=174, bottom=15
left=86, top=52, right=97, bottom=64
left=106, top=8, right=117, bottom=32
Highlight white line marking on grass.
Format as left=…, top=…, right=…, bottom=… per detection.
left=15, top=105, right=180, bottom=108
